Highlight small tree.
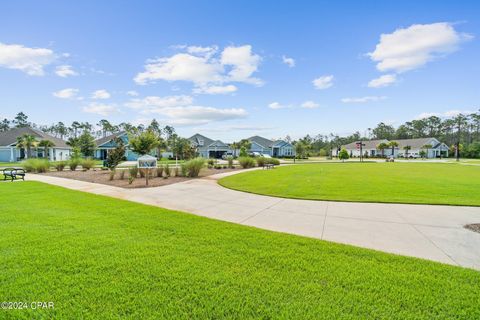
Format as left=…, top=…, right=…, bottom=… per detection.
left=239, top=146, right=248, bottom=157
left=421, top=144, right=433, bottom=159
left=377, top=142, right=388, bottom=158
left=38, top=140, right=55, bottom=159
left=295, top=142, right=305, bottom=159
left=106, top=137, right=126, bottom=169
left=129, top=130, right=160, bottom=156
left=77, top=131, right=96, bottom=157
left=403, top=145, right=411, bottom=158
left=338, top=148, right=349, bottom=162
left=16, top=134, right=38, bottom=158
left=388, top=141, right=399, bottom=158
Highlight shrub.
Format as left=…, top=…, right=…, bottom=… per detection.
left=119, top=170, right=125, bottom=180
left=164, top=164, right=170, bottom=177
left=128, top=176, right=134, bottom=185
left=23, top=159, right=50, bottom=173
left=180, top=164, right=188, bottom=177
left=69, top=158, right=80, bottom=171
left=227, top=156, right=234, bottom=168
left=174, top=167, right=179, bottom=177
left=256, top=157, right=266, bottom=167
left=156, top=166, right=164, bottom=178
left=208, top=159, right=215, bottom=166
left=81, top=158, right=96, bottom=170
left=267, top=158, right=280, bottom=166
left=238, top=157, right=256, bottom=168
left=54, top=161, right=66, bottom=172
left=129, top=166, right=138, bottom=178
left=182, top=158, right=205, bottom=177
left=214, top=165, right=221, bottom=169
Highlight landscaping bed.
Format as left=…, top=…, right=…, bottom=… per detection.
left=43, top=167, right=238, bottom=188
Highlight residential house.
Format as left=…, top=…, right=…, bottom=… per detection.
left=0, top=127, right=71, bottom=162
left=246, top=136, right=295, bottom=157
left=94, top=131, right=169, bottom=161
left=339, top=139, right=389, bottom=158
left=188, top=133, right=231, bottom=158
left=395, top=138, right=449, bottom=158
left=334, top=137, right=449, bottom=158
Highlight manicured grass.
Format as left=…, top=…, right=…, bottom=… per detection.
left=0, top=161, right=23, bottom=167
left=0, top=182, right=479, bottom=319
left=219, top=162, right=480, bottom=206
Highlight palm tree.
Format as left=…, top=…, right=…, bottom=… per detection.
left=230, top=141, right=240, bottom=158
left=403, top=145, right=411, bottom=158
left=38, top=140, right=55, bottom=159
left=16, top=134, right=38, bottom=159
left=388, top=141, right=398, bottom=158
left=421, top=144, right=433, bottom=159
left=377, top=142, right=388, bottom=158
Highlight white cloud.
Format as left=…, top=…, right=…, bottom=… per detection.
left=341, top=96, right=387, bottom=103
left=301, top=101, right=320, bottom=109
left=126, top=90, right=139, bottom=96
left=91, top=89, right=111, bottom=99
left=221, top=45, right=263, bottom=85
left=82, top=102, right=118, bottom=116
left=193, top=84, right=237, bottom=95
left=313, top=75, right=334, bottom=90
left=369, top=22, right=472, bottom=73
left=125, top=95, right=245, bottom=125
left=134, top=44, right=262, bottom=90
left=0, top=42, right=56, bottom=75
left=55, top=65, right=78, bottom=77
left=52, top=88, right=79, bottom=99
left=269, top=101, right=319, bottom=110
left=126, top=95, right=193, bottom=109
left=268, top=102, right=288, bottom=110
left=282, top=55, right=295, bottom=67
left=415, top=109, right=474, bottom=120
left=367, top=74, right=397, bottom=88
left=146, top=106, right=247, bottom=125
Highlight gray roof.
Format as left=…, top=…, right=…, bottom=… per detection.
left=247, top=136, right=275, bottom=148
left=393, top=138, right=441, bottom=149
left=0, top=127, right=70, bottom=148
left=188, top=133, right=215, bottom=150
left=95, top=131, right=127, bottom=147
left=343, top=139, right=389, bottom=150
left=343, top=137, right=445, bottom=150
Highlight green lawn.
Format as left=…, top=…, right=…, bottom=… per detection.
left=0, top=161, right=23, bottom=167
left=1, top=183, right=479, bottom=318
left=219, top=162, right=480, bottom=206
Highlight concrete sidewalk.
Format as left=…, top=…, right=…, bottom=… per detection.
left=27, top=172, right=480, bottom=270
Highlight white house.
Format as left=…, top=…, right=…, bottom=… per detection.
left=334, top=137, right=449, bottom=158
left=0, top=127, right=72, bottom=162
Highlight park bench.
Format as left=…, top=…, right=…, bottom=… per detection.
left=2, top=168, right=26, bottom=182
left=263, top=163, right=275, bottom=170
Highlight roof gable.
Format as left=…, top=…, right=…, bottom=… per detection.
left=0, top=127, right=70, bottom=148
left=248, top=136, right=274, bottom=148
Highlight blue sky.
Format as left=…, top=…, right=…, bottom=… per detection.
left=0, top=0, right=479, bottom=141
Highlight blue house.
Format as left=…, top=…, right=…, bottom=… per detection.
left=188, top=133, right=231, bottom=158
left=247, top=136, right=295, bottom=157
left=94, top=132, right=143, bottom=161
left=0, top=127, right=72, bottom=162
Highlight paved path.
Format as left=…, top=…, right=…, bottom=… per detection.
left=27, top=171, right=480, bottom=270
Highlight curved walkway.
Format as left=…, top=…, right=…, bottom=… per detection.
left=27, top=170, right=480, bottom=270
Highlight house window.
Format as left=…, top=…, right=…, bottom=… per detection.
left=198, top=139, right=204, bottom=146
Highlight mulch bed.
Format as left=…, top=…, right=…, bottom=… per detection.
left=464, top=223, right=480, bottom=234
left=42, top=167, right=239, bottom=188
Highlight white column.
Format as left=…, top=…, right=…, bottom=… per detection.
left=10, top=147, right=14, bottom=162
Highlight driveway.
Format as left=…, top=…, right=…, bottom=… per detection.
left=28, top=171, right=480, bottom=270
